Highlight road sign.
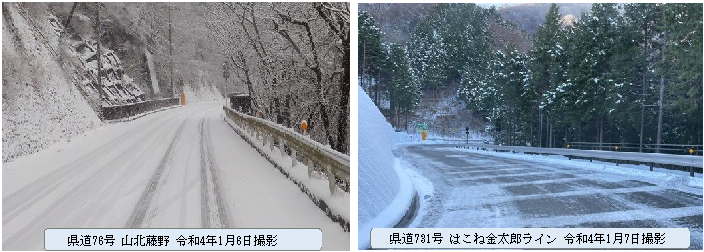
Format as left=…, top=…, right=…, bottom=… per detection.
left=689, top=148, right=694, bottom=154
left=416, top=123, right=428, bottom=134
left=465, top=127, right=470, bottom=144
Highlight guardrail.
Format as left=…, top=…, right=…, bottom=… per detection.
left=424, top=138, right=486, bottom=143
left=223, top=106, right=350, bottom=195
left=101, top=98, right=179, bottom=120
left=457, top=143, right=703, bottom=177
left=568, top=142, right=703, bottom=156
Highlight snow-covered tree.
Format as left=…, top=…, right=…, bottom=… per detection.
left=358, top=11, right=384, bottom=105
left=659, top=3, right=703, bottom=145
left=384, top=43, right=420, bottom=129
left=206, top=3, right=350, bottom=153
left=527, top=3, right=565, bottom=147
left=407, top=17, right=448, bottom=93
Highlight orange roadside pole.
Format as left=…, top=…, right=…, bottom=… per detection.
left=300, top=120, right=308, bottom=134
left=180, top=92, right=186, bottom=105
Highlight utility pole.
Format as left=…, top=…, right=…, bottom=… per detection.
left=656, top=75, right=664, bottom=153
left=639, top=73, right=646, bottom=152
left=96, top=3, right=105, bottom=103
left=538, top=110, right=543, bottom=148
left=169, top=4, right=174, bottom=98
left=223, top=60, right=230, bottom=103
left=362, top=38, right=366, bottom=92
left=638, top=22, right=652, bottom=153
left=656, top=33, right=666, bottom=153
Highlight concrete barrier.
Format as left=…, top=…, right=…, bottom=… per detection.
left=101, top=98, right=179, bottom=120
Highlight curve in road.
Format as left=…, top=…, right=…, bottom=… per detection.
left=398, top=144, right=703, bottom=249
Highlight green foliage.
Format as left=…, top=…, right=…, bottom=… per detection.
left=459, top=43, right=530, bottom=144
left=385, top=43, right=421, bottom=114
left=408, top=3, right=492, bottom=91
left=406, top=18, right=448, bottom=91
left=364, top=3, right=702, bottom=146
left=659, top=3, right=703, bottom=144
left=459, top=3, right=701, bottom=147
left=358, top=11, right=384, bottom=94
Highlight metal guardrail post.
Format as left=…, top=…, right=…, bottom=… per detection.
left=269, top=135, right=275, bottom=152
left=307, top=158, right=314, bottom=178
left=326, top=164, right=335, bottom=195
left=279, top=137, right=285, bottom=157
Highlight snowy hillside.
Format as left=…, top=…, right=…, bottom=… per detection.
left=358, top=85, right=414, bottom=249
left=48, top=9, right=150, bottom=107
left=378, top=85, right=492, bottom=141
left=413, top=88, right=491, bottom=140
left=182, top=73, right=223, bottom=102
left=2, top=3, right=226, bottom=162
left=2, top=4, right=101, bottom=162
left=67, top=32, right=146, bottom=106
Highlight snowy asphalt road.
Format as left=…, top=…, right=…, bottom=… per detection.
left=2, top=101, right=348, bottom=250
left=399, top=144, right=703, bottom=249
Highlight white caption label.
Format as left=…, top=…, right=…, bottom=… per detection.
left=371, top=228, right=690, bottom=249
left=45, top=228, right=321, bottom=250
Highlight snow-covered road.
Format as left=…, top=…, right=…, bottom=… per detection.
left=398, top=144, right=703, bottom=249
left=2, top=101, right=348, bottom=250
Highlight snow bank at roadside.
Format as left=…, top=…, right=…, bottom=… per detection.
left=399, top=158, right=434, bottom=228
left=358, top=85, right=415, bottom=249
left=358, top=85, right=399, bottom=225
left=358, top=159, right=414, bottom=249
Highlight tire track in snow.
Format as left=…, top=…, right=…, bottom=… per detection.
left=199, top=118, right=230, bottom=228
left=2, top=105, right=204, bottom=226
left=124, top=118, right=189, bottom=228
left=178, top=140, right=194, bottom=228
left=1, top=108, right=204, bottom=249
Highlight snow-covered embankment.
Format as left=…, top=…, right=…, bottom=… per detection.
left=358, top=85, right=415, bottom=249
left=2, top=4, right=100, bottom=163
